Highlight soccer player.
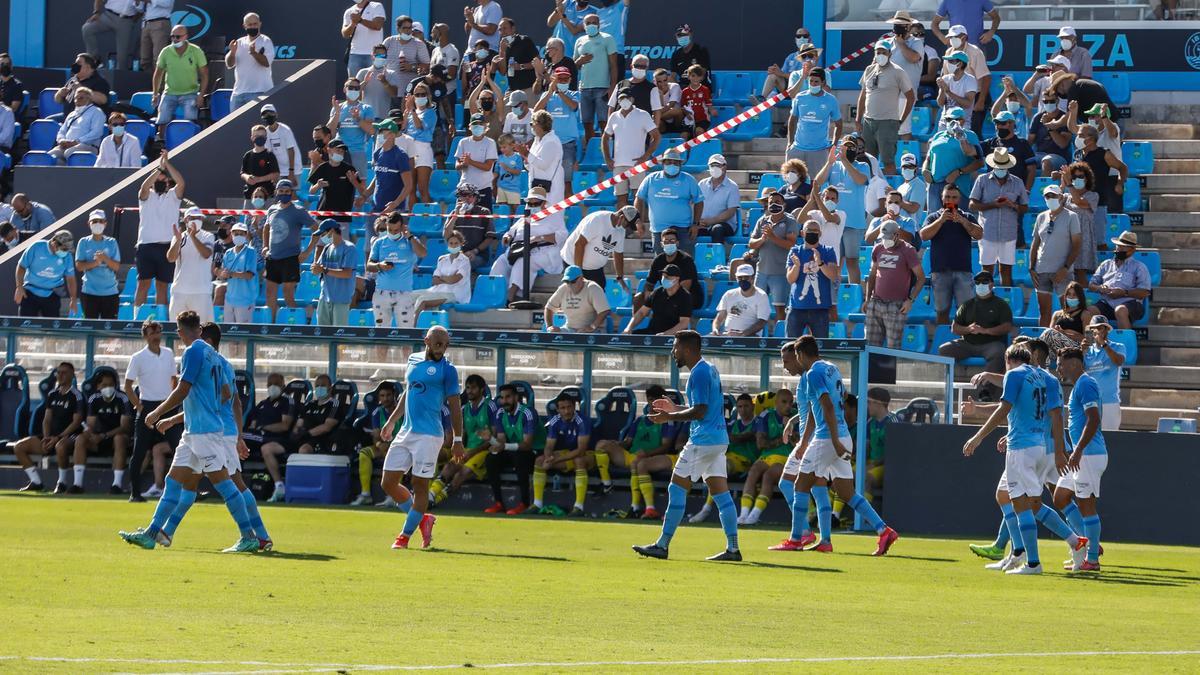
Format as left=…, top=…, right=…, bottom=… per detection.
left=1053, top=347, right=1106, bottom=572
left=737, top=389, right=795, bottom=525
left=379, top=326, right=465, bottom=549
left=788, top=336, right=899, bottom=555
left=769, top=341, right=818, bottom=551
left=12, top=362, right=84, bottom=493
left=691, top=392, right=758, bottom=524
left=119, top=312, right=258, bottom=551
left=633, top=330, right=742, bottom=562
left=351, top=382, right=399, bottom=506
left=484, top=383, right=542, bottom=515
left=71, top=370, right=132, bottom=494
left=532, top=394, right=594, bottom=516
left=595, top=384, right=680, bottom=519
left=430, top=374, right=498, bottom=506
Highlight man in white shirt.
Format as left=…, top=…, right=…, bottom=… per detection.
left=166, top=206, right=215, bottom=322
left=651, top=68, right=685, bottom=135
left=430, top=23, right=461, bottom=105
left=341, top=0, right=387, bottom=77
left=135, top=150, right=185, bottom=306
left=259, top=104, right=300, bottom=185
left=491, top=187, right=566, bottom=303
left=602, top=87, right=660, bottom=209
left=546, top=266, right=611, bottom=333
left=561, top=205, right=637, bottom=288
left=123, top=318, right=179, bottom=501
left=464, top=0, right=503, bottom=52
left=713, top=264, right=771, bottom=336
left=226, top=12, right=275, bottom=110
left=95, top=111, right=142, bottom=168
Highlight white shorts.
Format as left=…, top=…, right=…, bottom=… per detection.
left=171, top=431, right=225, bottom=474
left=1056, top=453, right=1107, bottom=498
left=782, top=445, right=803, bottom=476
left=169, top=292, right=215, bottom=323
left=978, top=238, right=1016, bottom=266
left=1101, top=402, right=1121, bottom=431
left=1004, top=446, right=1045, bottom=499
left=382, top=428, right=442, bottom=478
left=673, top=442, right=728, bottom=482
left=1034, top=451, right=1060, bottom=486
left=410, top=140, right=434, bottom=169
left=222, top=434, right=241, bottom=474
left=798, top=435, right=854, bottom=481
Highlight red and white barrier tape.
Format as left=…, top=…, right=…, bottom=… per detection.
left=112, top=206, right=521, bottom=220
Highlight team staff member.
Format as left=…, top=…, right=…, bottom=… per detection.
left=124, top=318, right=180, bottom=501
left=532, top=394, right=594, bottom=516
left=484, top=383, right=542, bottom=515
left=291, top=374, right=341, bottom=454
left=13, top=362, right=85, bottom=493
left=243, top=373, right=296, bottom=503
left=72, top=370, right=133, bottom=494
left=593, top=384, right=680, bottom=517
left=15, top=231, right=77, bottom=318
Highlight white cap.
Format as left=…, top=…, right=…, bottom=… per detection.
left=260, top=103, right=276, bottom=113
left=947, top=24, right=967, bottom=37
left=900, top=152, right=918, bottom=167
left=231, top=221, right=249, bottom=232
left=735, top=264, right=755, bottom=277
left=1058, top=26, right=1076, bottom=38
left=412, top=21, right=425, bottom=33
left=707, top=153, right=727, bottom=167
left=184, top=206, right=204, bottom=220
left=88, top=208, right=107, bottom=222
left=1048, top=55, right=1071, bottom=68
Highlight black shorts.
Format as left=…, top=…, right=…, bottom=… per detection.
left=81, top=293, right=119, bottom=319
left=243, top=432, right=287, bottom=459
left=293, top=432, right=334, bottom=454
left=135, top=243, right=175, bottom=283
left=580, top=266, right=607, bottom=288
left=1095, top=298, right=1145, bottom=322
left=18, top=292, right=60, bottom=317
left=265, top=256, right=300, bottom=284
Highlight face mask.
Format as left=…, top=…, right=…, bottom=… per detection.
left=795, top=37, right=810, bottom=49
left=90, top=223, right=105, bottom=235
left=585, top=24, right=599, bottom=37
left=1061, top=38, right=1074, bottom=51
left=1115, top=250, right=1130, bottom=261
left=253, top=136, right=267, bottom=147
left=480, top=98, right=494, bottom=111
left=414, top=96, right=429, bottom=107
left=251, top=197, right=266, bottom=209
left=993, top=168, right=1008, bottom=179
left=387, top=230, right=404, bottom=240
left=808, top=84, right=822, bottom=96
left=874, top=53, right=889, bottom=66
left=330, top=152, right=344, bottom=163
left=677, top=35, right=691, bottom=47
left=268, top=385, right=282, bottom=398
left=399, top=31, right=413, bottom=42
left=1075, top=135, right=1087, bottom=150
left=997, top=126, right=1012, bottom=139
left=1006, top=101, right=1021, bottom=115
left=950, top=37, right=963, bottom=49
left=154, top=181, right=169, bottom=194
left=804, top=231, right=820, bottom=245
left=71, top=63, right=82, bottom=74
left=1071, top=178, right=1086, bottom=190
left=662, top=243, right=678, bottom=256
left=662, top=277, right=677, bottom=289
left=948, top=61, right=961, bottom=73
left=886, top=202, right=900, bottom=215
left=768, top=203, right=784, bottom=215
left=902, top=167, right=916, bottom=181
left=664, top=164, right=681, bottom=177
left=1066, top=297, right=1080, bottom=308
left=557, top=82, right=569, bottom=92
left=708, top=167, right=723, bottom=179
left=345, top=90, right=360, bottom=101
left=107, top=123, right=126, bottom=138
left=277, top=193, right=293, bottom=204
left=618, top=98, right=633, bottom=111
left=187, top=219, right=203, bottom=230
left=738, top=279, right=754, bottom=291
left=476, top=48, right=490, bottom=60
left=843, top=149, right=857, bottom=162
left=101, top=386, right=116, bottom=398
left=374, top=56, right=387, bottom=68
left=1040, top=101, right=1057, bottom=113
left=447, top=245, right=462, bottom=254
left=55, top=249, right=69, bottom=259
left=233, top=235, right=247, bottom=246
left=882, top=236, right=896, bottom=248
left=470, top=124, right=485, bottom=137
left=631, top=67, right=647, bottom=79
left=908, top=37, right=923, bottom=48
left=974, top=284, right=991, bottom=297
left=173, top=38, right=185, bottom=48
left=824, top=198, right=838, bottom=211
left=784, top=171, right=800, bottom=185
left=314, top=386, right=329, bottom=399
left=0, top=64, right=11, bottom=77
left=247, top=27, right=260, bottom=38
left=320, top=234, right=333, bottom=246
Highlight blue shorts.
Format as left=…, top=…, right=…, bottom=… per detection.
left=579, top=88, right=609, bottom=129
left=756, top=274, right=789, bottom=306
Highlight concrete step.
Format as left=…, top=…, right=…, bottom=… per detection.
left=1148, top=324, right=1200, bottom=346
left=733, top=154, right=788, bottom=171
left=1157, top=248, right=1200, bottom=268
left=1144, top=174, right=1200, bottom=193
left=1119, top=406, right=1199, bottom=431
left=1145, top=159, right=1200, bottom=174
left=1124, top=123, right=1197, bottom=140
left=1149, top=285, right=1200, bottom=308
left=1126, top=365, right=1200, bottom=388
left=1147, top=139, right=1200, bottom=159
left=1157, top=347, right=1200, bottom=368
left=725, top=138, right=787, bottom=154
left=1147, top=194, right=1200, bottom=212
left=448, top=308, right=538, bottom=330
left=1155, top=306, right=1200, bottom=326
left=1149, top=231, right=1200, bottom=250
left=1128, top=93, right=1200, bottom=124
left=1162, top=269, right=1200, bottom=287
left=1138, top=211, right=1200, bottom=230
left=1129, top=388, right=1200, bottom=408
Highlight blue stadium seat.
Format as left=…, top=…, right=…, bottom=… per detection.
left=347, top=308, right=375, bottom=327
left=448, top=135, right=463, bottom=160
left=1012, top=249, right=1031, bottom=286
left=0, top=364, right=31, bottom=443
left=295, top=271, right=321, bottom=304
left=135, top=304, right=167, bottom=321
left=1111, top=328, right=1138, bottom=366
left=118, top=268, right=138, bottom=302
left=492, top=205, right=513, bottom=236
left=67, top=152, right=97, bottom=167
left=606, top=279, right=633, bottom=315
left=164, top=120, right=200, bottom=150
left=851, top=322, right=865, bottom=339
left=579, top=136, right=605, bottom=171
left=454, top=275, right=507, bottom=312
left=124, top=119, right=154, bottom=149
left=117, top=303, right=134, bottom=320
left=20, top=151, right=55, bottom=166
left=38, top=88, right=62, bottom=118
left=252, top=306, right=272, bottom=323
left=574, top=170, right=615, bottom=206
left=712, top=71, right=755, bottom=106
left=696, top=281, right=736, bottom=319
left=429, top=169, right=460, bottom=202
left=715, top=105, right=771, bottom=142
left=696, top=317, right=714, bottom=335
left=1093, top=72, right=1130, bottom=106
left=1106, top=213, right=1130, bottom=242
left=210, top=88, right=233, bottom=120
left=682, top=140, right=723, bottom=172
left=894, top=140, right=921, bottom=170
left=908, top=286, right=935, bottom=323
left=129, top=91, right=155, bottom=116
left=409, top=211, right=443, bottom=236
left=28, top=119, right=60, bottom=151
left=837, top=283, right=863, bottom=321
left=759, top=173, right=785, bottom=192
left=992, top=286, right=1023, bottom=317
left=694, top=242, right=726, bottom=278
left=910, top=105, right=937, bottom=141
left=1122, top=141, right=1154, bottom=177
left=416, top=310, right=450, bottom=329
left=929, top=324, right=954, bottom=355
left=275, top=307, right=308, bottom=325
left=0, top=151, right=10, bottom=171
left=1134, top=250, right=1162, bottom=286
left=1028, top=177, right=1055, bottom=211
left=828, top=322, right=847, bottom=339
left=901, top=324, right=928, bottom=352
left=418, top=238, right=449, bottom=271
left=1122, top=178, right=1141, bottom=212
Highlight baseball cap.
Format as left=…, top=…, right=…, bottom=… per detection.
left=328, top=139, right=347, bottom=149
left=506, top=89, right=528, bottom=107
left=1058, top=26, right=1076, bottom=38
left=470, top=112, right=486, bottom=124
left=184, top=206, right=203, bottom=220
left=880, top=219, right=901, bottom=237
left=617, top=204, right=639, bottom=223
left=88, top=208, right=107, bottom=222
left=231, top=221, right=248, bottom=233
left=875, top=39, right=894, bottom=52
left=276, top=178, right=294, bottom=190
left=867, top=387, right=891, bottom=404
left=942, top=106, right=966, bottom=120
left=735, top=264, right=755, bottom=277
left=707, top=153, right=727, bottom=167
left=1088, top=314, right=1111, bottom=328
left=554, top=66, right=572, bottom=78
left=563, top=265, right=583, bottom=282
left=260, top=103, right=276, bottom=114
left=663, top=263, right=682, bottom=277
left=994, top=110, right=1016, bottom=123
left=51, top=230, right=74, bottom=249
left=900, top=152, right=918, bottom=167
left=317, top=218, right=341, bottom=234
left=947, top=24, right=967, bottom=37
left=662, top=148, right=683, bottom=162
left=1043, top=183, right=1063, bottom=196
left=525, top=186, right=549, bottom=203
left=945, top=51, right=970, bottom=65
left=412, top=21, right=424, bottom=33
left=1048, top=55, right=1071, bottom=69
left=973, top=270, right=994, bottom=284
left=373, top=118, right=400, bottom=132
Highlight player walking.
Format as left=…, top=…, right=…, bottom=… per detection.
left=1053, top=347, right=1106, bottom=572
left=769, top=340, right=817, bottom=551
left=379, top=326, right=465, bottom=549
left=633, top=330, right=742, bottom=562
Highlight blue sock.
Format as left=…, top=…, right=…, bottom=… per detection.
left=992, top=516, right=1010, bottom=549
left=1037, top=504, right=1077, bottom=543
left=213, top=479, right=254, bottom=538
left=147, top=477, right=183, bottom=536
left=396, top=496, right=412, bottom=513
left=777, top=477, right=795, bottom=511
left=401, top=506, right=424, bottom=536
left=241, top=488, right=270, bottom=540
left=848, top=493, right=886, bottom=534
left=712, top=490, right=739, bottom=551
left=1017, top=509, right=1040, bottom=566
left=790, top=489, right=812, bottom=540
left=163, top=488, right=197, bottom=537
left=1002, top=502, right=1023, bottom=555
left=1063, top=500, right=1086, bottom=536
left=1083, top=515, right=1101, bottom=562
left=655, top=483, right=688, bottom=549
left=812, top=486, right=832, bottom=543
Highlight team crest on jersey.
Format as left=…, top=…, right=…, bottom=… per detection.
left=426, top=366, right=437, bottom=375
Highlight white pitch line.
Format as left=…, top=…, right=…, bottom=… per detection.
left=7, top=649, right=1200, bottom=674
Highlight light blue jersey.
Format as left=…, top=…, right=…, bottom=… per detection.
left=1039, top=366, right=1064, bottom=455
left=179, top=340, right=224, bottom=435
left=1084, top=342, right=1125, bottom=405
left=215, top=352, right=237, bottom=437
left=1068, top=373, right=1107, bottom=456
left=1001, top=364, right=1050, bottom=451
left=804, top=360, right=849, bottom=440
left=402, top=353, right=461, bottom=436
left=685, top=359, right=728, bottom=446
left=793, top=370, right=810, bottom=442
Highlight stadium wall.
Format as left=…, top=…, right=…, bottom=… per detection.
left=884, top=424, right=1200, bottom=547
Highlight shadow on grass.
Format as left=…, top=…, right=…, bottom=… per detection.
left=196, top=550, right=341, bottom=562
left=1068, top=573, right=1187, bottom=588
left=839, top=552, right=958, bottom=563
left=431, top=548, right=572, bottom=563
left=741, top=560, right=844, bottom=573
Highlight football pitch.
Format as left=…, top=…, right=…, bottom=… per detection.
left=2, top=494, right=1199, bottom=674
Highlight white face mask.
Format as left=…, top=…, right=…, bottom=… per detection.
left=268, top=385, right=282, bottom=398
left=885, top=202, right=900, bottom=215
left=89, top=222, right=105, bottom=235
left=708, top=166, right=724, bottom=179
left=233, top=234, right=247, bottom=246
left=901, top=167, right=916, bottom=181
left=1040, top=101, right=1057, bottom=114
left=948, top=61, right=962, bottom=73
left=1061, top=38, right=1074, bottom=51
left=101, top=386, right=116, bottom=399
left=345, top=90, right=360, bottom=101
left=631, top=66, right=647, bottom=79
left=882, top=236, right=896, bottom=248
left=784, top=171, right=800, bottom=185
left=1045, top=197, right=1061, bottom=211
left=874, top=53, right=889, bottom=66
left=950, top=36, right=964, bottom=49
left=618, top=98, right=633, bottom=111
left=1006, top=101, right=1021, bottom=114
left=824, top=198, right=838, bottom=211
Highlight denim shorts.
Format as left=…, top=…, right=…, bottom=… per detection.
left=579, top=88, right=609, bottom=130
left=756, top=274, right=789, bottom=306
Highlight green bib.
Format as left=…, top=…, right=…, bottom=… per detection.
left=629, top=417, right=664, bottom=454
left=759, top=410, right=790, bottom=457
left=727, top=418, right=759, bottom=461
left=498, top=404, right=545, bottom=452
left=464, top=399, right=493, bottom=447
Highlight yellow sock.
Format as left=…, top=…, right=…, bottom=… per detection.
left=357, top=447, right=373, bottom=494
left=832, top=494, right=846, bottom=516
left=595, top=452, right=611, bottom=483
left=533, top=468, right=547, bottom=505
left=574, top=469, right=587, bottom=508
left=630, top=473, right=643, bottom=509
left=754, top=494, right=769, bottom=511
left=705, top=494, right=714, bottom=507
left=430, top=478, right=447, bottom=505
left=638, top=473, right=655, bottom=509
left=740, top=493, right=754, bottom=510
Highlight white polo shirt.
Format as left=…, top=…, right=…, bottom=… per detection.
left=124, top=345, right=177, bottom=402
left=137, top=191, right=182, bottom=245
left=604, top=107, right=656, bottom=166
left=231, top=34, right=276, bottom=95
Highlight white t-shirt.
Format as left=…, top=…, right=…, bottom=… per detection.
left=231, top=34, right=275, bottom=95
left=432, top=43, right=461, bottom=94
left=650, top=82, right=681, bottom=112
left=561, top=210, right=625, bottom=270
left=137, top=191, right=182, bottom=245
left=943, top=72, right=979, bottom=101
left=266, top=122, right=300, bottom=177
left=717, top=287, right=771, bottom=335
left=864, top=175, right=890, bottom=221
left=469, top=0, right=504, bottom=51
left=343, top=2, right=386, bottom=56
left=455, top=135, right=499, bottom=190
left=812, top=209, right=846, bottom=262
left=604, top=108, right=656, bottom=166
left=172, top=228, right=216, bottom=291
left=503, top=110, right=533, bottom=146
left=431, top=253, right=473, bottom=303
left=124, top=345, right=177, bottom=402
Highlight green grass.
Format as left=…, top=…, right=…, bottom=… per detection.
left=2, top=493, right=1199, bottom=674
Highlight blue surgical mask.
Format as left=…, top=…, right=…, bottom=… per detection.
left=55, top=249, right=69, bottom=259
left=662, top=277, right=677, bottom=289
left=111, top=125, right=125, bottom=137
left=447, top=245, right=462, bottom=254
left=476, top=48, right=489, bottom=59
left=373, top=56, right=387, bottom=68
left=330, top=152, right=344, bottom=163
left=974, top=284, right=991, bottom=297
left=795, top=37, right=810, bottom=49
left=677, top=35, right=691, bottom=47
left=993, top=168, right=1008, bottom=179
left=277, top=193, right=293, bottom=204
left=1065, top=297, right=1080, bottom=308
left=1072, top=178, right=1086, bottom=190
left=314, top=386, right=329, bottom=399
left=251, top=197, right=266, bottom=208
left=470, top=124, right=485, bottom=137
left=663, top=243, right=678, bottom=256
left=901, top=167, right=916, bottom=181
left=557, top=82, right=569, bottom=92
left=664, top=164, right=681, bottom=177
left=415, top=96, right=429, bottom=107
left=387, top=231, right=404, bottom=240
left=320, top=234, right=333, bottom=246
left=585, top=24, right=599, bottom=37
left=233, top=235, right=247, bottom=246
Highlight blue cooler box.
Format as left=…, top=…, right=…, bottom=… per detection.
left=285, top=454, right=351, bottom=504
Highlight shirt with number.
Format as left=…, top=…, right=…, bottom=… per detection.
left=805, top=360, right=848, bottom=440
left=1002, top=363, right=1055, bottom=451
left=179, top=340, right=223, bottom=435
left=402, top=354, right=460, bottom=436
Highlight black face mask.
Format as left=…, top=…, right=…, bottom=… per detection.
left=480, top=98, right=495, bottom=111
left=804, top=232, right=820, bottom=245
left=0, top=64, right=11, bottom=77
left=216, top=228, right=229, bottom=241
left=246, top=27, right=260, bottom=38
left=1114, top=250, right=1130, bottom=261
left=314, top=138, right=326, bottom=149
left=153, top=181, right=169, bottom=194
left=997, top=127, right=1012, bottom=138
left=768, top=203, right=784, bottom=215
left=262, top=114, right=277, bottom=125
left=70, top=63, right=82, bottom=74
